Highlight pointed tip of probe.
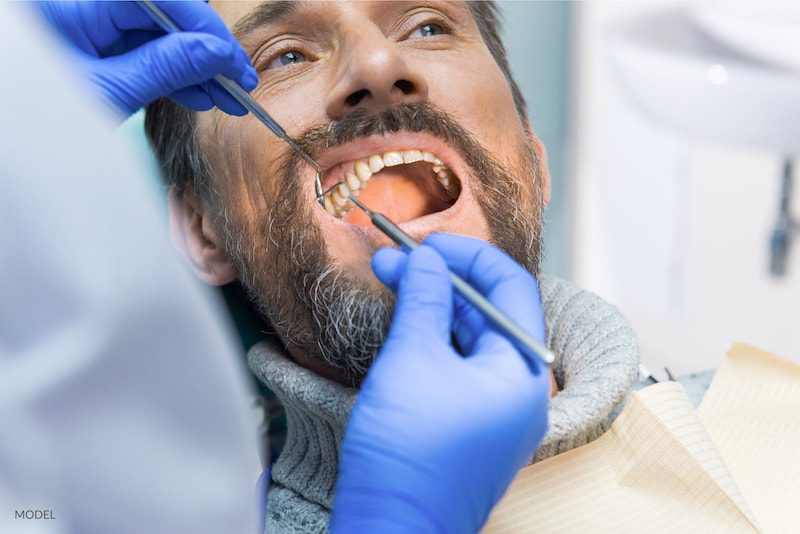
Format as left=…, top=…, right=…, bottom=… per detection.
left=341, top=183, right=374, bottom=216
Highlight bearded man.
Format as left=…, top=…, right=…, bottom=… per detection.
left=144, top=1, right=639, bottom=531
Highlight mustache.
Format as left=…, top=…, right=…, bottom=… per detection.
left=279, top=103, right=487, bottom=182
left=301, top=103, right=474, bottom=153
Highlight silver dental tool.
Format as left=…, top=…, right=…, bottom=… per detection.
left=137, top=0, right=326, bottom=196
left=343, top=186, right=556, bottom=369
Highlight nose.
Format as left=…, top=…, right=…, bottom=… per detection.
left=325, top=24, right=428, bottom=119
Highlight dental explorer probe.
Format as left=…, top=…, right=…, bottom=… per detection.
left=137, top=0, right=326, bottom=196
left=343, top=188, right=556, bottom=368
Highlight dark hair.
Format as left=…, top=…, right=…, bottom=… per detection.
left=144, top=1, right=527, bottom=198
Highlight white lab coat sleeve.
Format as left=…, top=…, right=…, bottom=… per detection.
left=0, top=5, right=260, bottom=533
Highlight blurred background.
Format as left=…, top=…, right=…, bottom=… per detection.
left=501, top=0, right=800, bottom=375
left=121, top=1, right=800, bottom=378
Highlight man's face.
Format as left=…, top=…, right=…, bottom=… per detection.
left=193, top=1, right=549, bottom=384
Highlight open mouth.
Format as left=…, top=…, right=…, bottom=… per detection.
left=319, top=148, right=463, bottom=224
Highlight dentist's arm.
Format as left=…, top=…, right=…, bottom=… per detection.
left=38, top=1, right=257, bottom=117
left=332, top=234, right=551, bottom=533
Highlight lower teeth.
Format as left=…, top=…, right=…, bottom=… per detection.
left=322, top=163, right=459, bottom=218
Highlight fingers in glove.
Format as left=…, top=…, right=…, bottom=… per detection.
left=423, top=233, right=543, bottom=339
left=110, top=3, right=257, bottom=91
left=423, top=234, right=546, bottom=374
left=145, top=1, right=258, bottom=89
left=109, top=2, right=237, bottom=47
left=202, top=80, right=251, bottom=116
left=372, top=246, right=485, bottom=354
left=387, top=245, right=453, bottom=344
left=126, top=32, right=240, bottom=110
left=423, top=234, right=535, bottom=300
left=169, top=86, right=214, bottom=112
left=451, top=292, right=487, bottom=353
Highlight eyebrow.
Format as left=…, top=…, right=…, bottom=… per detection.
left=231, top=1, right=308, bottom=40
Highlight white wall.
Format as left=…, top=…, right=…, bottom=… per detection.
left=568, top=1, right=800, bottom=376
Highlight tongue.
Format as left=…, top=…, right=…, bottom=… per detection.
left=343, top=163, right=451, bottom=226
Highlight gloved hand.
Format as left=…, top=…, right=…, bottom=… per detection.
left=331, top=234, right=551, bottom=534
left=38, top=1, right=257, bottom=117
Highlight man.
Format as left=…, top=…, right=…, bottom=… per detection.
left=144, top=1, right=639, bottom=531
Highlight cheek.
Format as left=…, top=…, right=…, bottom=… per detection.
left=254, top=72, right=325, bottom=138
left=202, top=115, right=370, bottom=280
left=203, top=114, right=301, bottom=224
left=425, top=51, right=524, bottom=164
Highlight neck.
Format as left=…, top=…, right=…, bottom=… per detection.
left=284, top=340, right=353, bottom=387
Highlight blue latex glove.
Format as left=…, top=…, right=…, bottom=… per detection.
left=38, top=1, right=258, bottom=117
left=331, top=234, right=551, bottom=534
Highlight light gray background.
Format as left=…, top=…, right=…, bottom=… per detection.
left=500, top=1, right=572, bottom=277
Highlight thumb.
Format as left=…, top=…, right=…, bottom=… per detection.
left=115, top=32, right=237, bottom=110
left=388, top=245, right=453, bottom=343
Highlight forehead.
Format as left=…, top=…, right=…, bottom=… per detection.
left=211, top=1, right=471, bottom=34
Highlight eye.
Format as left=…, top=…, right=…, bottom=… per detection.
left=266, top=50, right=307, bottom=70
left=410, top=22, right=445, bottom=38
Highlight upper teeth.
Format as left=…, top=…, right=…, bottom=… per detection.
left=323, top=149, right=459, bottom=218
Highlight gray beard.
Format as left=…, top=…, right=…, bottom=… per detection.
left=221, top=104, right=544, bottom=386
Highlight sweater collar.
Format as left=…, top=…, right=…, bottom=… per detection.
left=248, top=339, right=355, bottom=511
left=246, top=274, right=641, bottom=514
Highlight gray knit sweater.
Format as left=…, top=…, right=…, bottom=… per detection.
left=248, top=275, right=640, bottom=533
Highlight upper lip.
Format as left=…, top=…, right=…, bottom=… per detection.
left=312, top=131, right=467, bottom=191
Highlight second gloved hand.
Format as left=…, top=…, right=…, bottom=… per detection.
left=39, top=1, right=258, bottom=117
left=331, top=234, right=551, bottom=534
